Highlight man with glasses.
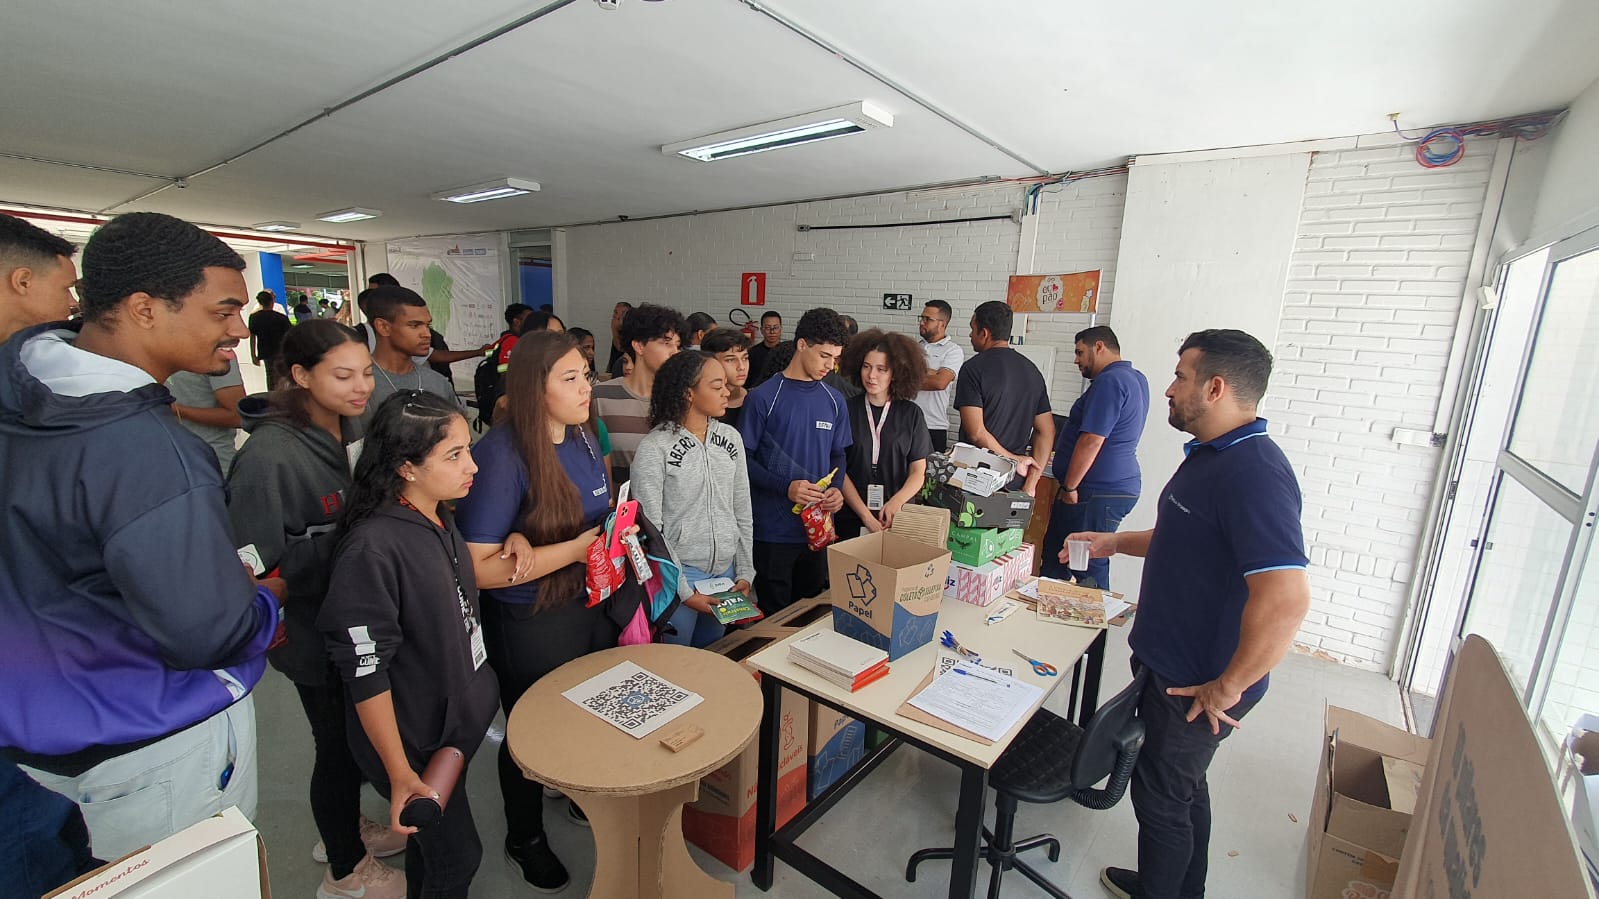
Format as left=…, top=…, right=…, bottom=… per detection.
left=914, top=301, right=964, bottom=451
left=747, top=310, right=783, bottom=389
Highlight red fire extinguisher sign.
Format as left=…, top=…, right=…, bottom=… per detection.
left=740, top=272, right=766, bottom=306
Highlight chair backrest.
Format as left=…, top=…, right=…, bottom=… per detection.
left=1069, top=668, right=1147, bottom=789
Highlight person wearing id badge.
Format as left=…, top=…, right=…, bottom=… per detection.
left=633, top=351, right=757, bottom=648
left=319, top=391, right=501, bottom=899
left=452, top=331, right=614, bottom=892
left=838, top=330, right=933, bottom=539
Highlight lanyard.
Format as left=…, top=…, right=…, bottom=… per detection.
left=864, top=400, right=890, bottom=468
left=398, top=496, right=474, bottom=633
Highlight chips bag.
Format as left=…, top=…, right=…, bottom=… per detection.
left=800, top=502, right=837, bottom=552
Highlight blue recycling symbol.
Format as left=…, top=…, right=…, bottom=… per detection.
left=846, top=564, right=877, bottom=606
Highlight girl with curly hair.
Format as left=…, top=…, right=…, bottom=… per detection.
left=838, top=329, right=932, bottom=538
left=632, top=351, right=755, bottom=647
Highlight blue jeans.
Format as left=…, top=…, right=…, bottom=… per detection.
left=1039, top=490, right=1138, bottom=590
left=661, top=563, right=731, bottom=648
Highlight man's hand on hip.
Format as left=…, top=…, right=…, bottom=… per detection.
left=1166, top=679, right=1244, bottom=735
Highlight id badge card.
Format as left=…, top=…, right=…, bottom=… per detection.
left=694, top=576, right=735, bottom=594
left=867, top=483, right=885, bottom=510
left=469, top=623, right=487, bottom=671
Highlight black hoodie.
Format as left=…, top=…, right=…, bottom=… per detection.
left=226, top=396, right=362, bottom=685
left=319, top=502, right=499, bottom=773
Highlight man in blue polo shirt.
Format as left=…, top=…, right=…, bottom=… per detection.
left=1040, top=325, right=1148, bottom=590
left=1069, top=329, right=1310, bottom=899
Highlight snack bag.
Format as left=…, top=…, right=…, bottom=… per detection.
left=585, top=530, right=626, bottom=607
left=801, top=502, right=836, bottom=552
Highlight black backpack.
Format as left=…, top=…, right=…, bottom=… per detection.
left=472, top=340, right=506, bottom=431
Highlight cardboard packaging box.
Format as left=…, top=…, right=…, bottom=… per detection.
left=925, top=443, right=1017, bottom=497
left=1303, top=707, right=1431, bottom=899
left=828, top=531, right=950, bottom=661
left=918, top=481, right=1035, bottom=530
left=945, top=544, right=1034, bottom=607
left=807, top=702, right=867, bottom=799
left=946, top=524, right=1023, bottom=566
left=47, top=806, right=269, bottom=899
left=681, top=630, right=808, bottom=872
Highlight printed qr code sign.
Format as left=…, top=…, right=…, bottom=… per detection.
left=562, top=660, right=705, bottom=739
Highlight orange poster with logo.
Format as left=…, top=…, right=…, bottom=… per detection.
left=1005, top=270, right=1101, bottom=313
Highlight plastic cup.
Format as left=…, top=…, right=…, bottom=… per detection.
left=1067, top=538, right=1091, bottom=571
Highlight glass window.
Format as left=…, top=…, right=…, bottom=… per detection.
left=1507, top=248, right=1599, bottom=494
left=1539, top=539, right=1599, bottom=737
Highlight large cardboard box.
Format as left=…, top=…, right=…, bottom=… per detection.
left=945, top=544, right=1034, bottom=607
left=1303, top=707, right=1431, bottom=899
left=807, top=702, right=867, bottom=800
left=682, top=630, right=808, bottom=872
left=47, top=807, right=269, bottom=899
left=925, top=443, right=1018, bottom=496
left=918, top=482, right=1034, bottom=530
left=946, top=524, right=1022, bottom=566
left=827, top=530, right=950, bottom=661
left=1390, top=635, right=1595, bottom=898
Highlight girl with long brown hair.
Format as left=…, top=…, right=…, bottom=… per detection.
left=452, top=330, right=612, bottom=893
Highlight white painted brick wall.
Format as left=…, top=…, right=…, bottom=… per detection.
left=1265, top=140, right=1495, bottom=672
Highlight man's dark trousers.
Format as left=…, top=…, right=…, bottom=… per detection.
left=1039, top=490, right=1137, bottom=589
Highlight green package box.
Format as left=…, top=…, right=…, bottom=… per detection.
left=946, top=525, right=1022, bottom=566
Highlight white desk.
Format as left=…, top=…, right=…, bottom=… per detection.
left=746, top=594, right=1101, bottom=899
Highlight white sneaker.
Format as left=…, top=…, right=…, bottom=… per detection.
left=311, top=816, right=408, bottom=863
left=318, top=854, right=406, bottom=899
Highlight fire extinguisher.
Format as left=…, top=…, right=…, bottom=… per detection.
left=730, top=307, right=757, bottom=341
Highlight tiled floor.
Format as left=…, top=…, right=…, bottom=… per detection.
left=254, top=623, right=1404, bottom=898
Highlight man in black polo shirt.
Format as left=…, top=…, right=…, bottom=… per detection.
left=1070, top=329, right=1310, bottom=899
left=953, top=300, right=1054, bottom=494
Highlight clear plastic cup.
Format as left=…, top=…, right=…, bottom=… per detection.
left=1067, top=538, right=1091, bottom=571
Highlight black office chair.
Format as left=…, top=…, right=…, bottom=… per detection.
left=906, top=670, right=1147, bottom=899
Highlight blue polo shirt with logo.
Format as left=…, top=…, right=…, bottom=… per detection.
left=1052, top=360, right=1149, bottom=494
left=1129, top=419, right=1306, bottom=701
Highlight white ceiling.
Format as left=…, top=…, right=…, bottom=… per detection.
left=2, top=0, right=1595, bottom=241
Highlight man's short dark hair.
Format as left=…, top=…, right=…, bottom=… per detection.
left=793, top=307, right=850, bottom=349
left=368, top=272, right=400, bottom=287
left=620, top=303, right=686, bottom=354
left=923, top=300, right=952, bottom=322
left=77, top=212, right=244, bottom=323
left=503, top=303, right=532, bottom=327
left=839, top=315, right=858, bottom=337
left=1075, top=325, right=1120, bottom=352
left=364, top=285, right=427, bottom=323
left=685, top=311, right=717, bottom=338
left=760, top=310, right=782, bottom=323
left=701, top=328, right=750, bottom=354
left=524, top=310, right=558, bottom=332
left=568, top=326, right=594, bottom=342
left=1178, top=329, right=1273, bottom=406
left=0, top=214, right=76, bottom=276
left=256, top=290, right=275, bottom=306
left=971, top=301, right=1013, bottom=342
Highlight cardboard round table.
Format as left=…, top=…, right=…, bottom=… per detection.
left=506, top=643, right=761, bottom=899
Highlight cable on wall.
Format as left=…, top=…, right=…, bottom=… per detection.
left=1389, top=110, right=1564, bottom=169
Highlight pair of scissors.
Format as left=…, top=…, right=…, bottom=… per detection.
left=1011, top=649, right=1059, bottom=677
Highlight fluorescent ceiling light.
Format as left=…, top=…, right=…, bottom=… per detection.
left=663, top=101, right=893, bottom=162
left=291, top=264, right=314, bottom=270
left=316, top=207, right=382, bottom=223
left=432, top=178, right=541, bottom=204
left=251, top=221, right=300, bottom=232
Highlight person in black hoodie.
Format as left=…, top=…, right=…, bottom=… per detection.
left=320, top=390, right=498, bottom=899
left=226, top=320, right=408, bottom=899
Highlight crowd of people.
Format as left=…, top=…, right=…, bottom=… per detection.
left=0, top=209, right=1308, bottom=899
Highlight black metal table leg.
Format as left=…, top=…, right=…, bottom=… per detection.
left=752, top=674, right=782, bottom=890
left=1077, top=629, right=1108, bottom=728
left=947, top=762, right=988, bottom=899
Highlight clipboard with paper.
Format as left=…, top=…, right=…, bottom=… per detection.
left=896, top=658, right=1044, bottom=745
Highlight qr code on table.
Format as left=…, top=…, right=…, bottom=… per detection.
left=580, top=669, right=691, bottom=731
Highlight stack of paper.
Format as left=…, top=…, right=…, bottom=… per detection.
left=790, top=629, right=890, bottom=691
left=907, top=659, right=1043, bottom=742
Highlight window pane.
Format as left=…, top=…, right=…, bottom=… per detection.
left=1539, top=538, right=1599, bottom=737
left=1507, top=248, right=1599, bottom=493
left=1461, top=475, right=1573, bottom=690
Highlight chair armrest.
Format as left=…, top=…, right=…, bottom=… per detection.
left=1071, top=720, right=1146, bottom=811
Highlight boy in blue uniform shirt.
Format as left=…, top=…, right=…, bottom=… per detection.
left=740, top=308, right=854, bottom=613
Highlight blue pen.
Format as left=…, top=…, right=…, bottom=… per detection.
left=952, top=665, right=1009, bottom=686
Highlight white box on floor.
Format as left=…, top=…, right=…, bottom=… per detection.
left=47, top=807, right=269, bottom=899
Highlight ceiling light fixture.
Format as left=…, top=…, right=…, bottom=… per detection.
left=291, top=264, right=314, bottom=270
left=251, top=221, right=300, bottom=232
left=431, top=178, right=541, bottom=204
left=315, top=207, right=382, bottom=223
left=662, top=101, right=893, bottom=163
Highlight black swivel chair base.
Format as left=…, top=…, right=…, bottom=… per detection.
left=906, top=793, right=1073, bottom=899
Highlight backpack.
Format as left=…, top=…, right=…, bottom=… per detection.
left=472, top=338, right=507, bottom=431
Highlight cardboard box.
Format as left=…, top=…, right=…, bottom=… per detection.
left=749, top=594, right=833, bottom=636
left=945, top=545, right=1034, bottom=607
left=925, top=443, right=1017, bottom=497
left=946, top=524, right=1022, bottom=566
left=918, top=482, right=1034, bottom=530
left=807, top=702, right=867, bottom=799
left=681, top=630, right=808, bottom=872
left=47, top=807, right=269, bottom=899
left=1303, top=707, right=1431, bottom=899
left=1390, top=635, right=1596, bottom=898
left=828, top=531, right=950, bottom=661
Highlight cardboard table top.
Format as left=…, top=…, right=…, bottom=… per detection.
left=745, top=591, right=1100, bottom=768
left=505, top=643, right=762, bottom=797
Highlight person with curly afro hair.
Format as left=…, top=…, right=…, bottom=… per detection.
left=632, top=351, right=755, bottom=647
left=837, top=329, right=932, bottom=537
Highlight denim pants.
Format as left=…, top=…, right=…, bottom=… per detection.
left=661, top=563, right=732, bottom=648
left=1039, top=490, right=1138, bottom=590
left=1130, top=661, right=1259, bottom=899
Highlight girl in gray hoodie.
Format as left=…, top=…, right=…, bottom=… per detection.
left=632, top=351, right=756, bottom=647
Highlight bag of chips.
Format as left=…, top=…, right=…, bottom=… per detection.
left=800, top=502, right=837, bottom=552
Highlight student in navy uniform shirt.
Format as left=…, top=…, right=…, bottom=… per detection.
left=1068, top=329, right=1310, bottom=899
left=1040, top=325, right=1149, bottom=590
left=740, top=308, right=853, bottom=613
left=453, top=331, right=614, bottom=893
